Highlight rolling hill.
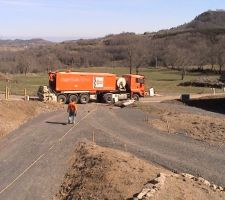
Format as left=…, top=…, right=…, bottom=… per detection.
left=0, top=10, right=225, bottom=73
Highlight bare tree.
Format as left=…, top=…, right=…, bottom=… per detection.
left=175, top=48, right=191, bottom=80
left=126, top=38, right=149, bottom=74
left=16, top=55, right=30, bottom=75
left=163, top=44, right=178, bottom=69
left=217, top=42, right=225, bottom=74
left=205, top=33, right=219, bottom=71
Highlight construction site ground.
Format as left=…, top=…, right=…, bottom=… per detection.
left=0, top=100, right=63, bottom=138
left=56, top=142, right=225, bottom=200
left=0, top=98, right=225, bottom=199
left=138, top=97, right=225, bottom=145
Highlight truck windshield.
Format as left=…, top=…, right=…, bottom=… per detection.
left=136, top=78, right=144, bottom=84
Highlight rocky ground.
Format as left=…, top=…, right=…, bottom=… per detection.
left=137, top=99, right=225, bottom=146
left=0, top=100, right=63, bottom=137
left=56, top=142, right=225, bottom=200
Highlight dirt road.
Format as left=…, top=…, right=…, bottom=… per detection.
left=0, top=103, right=225, bottom=200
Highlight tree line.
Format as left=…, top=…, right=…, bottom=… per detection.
left=0, top=30, right=225, bottom=78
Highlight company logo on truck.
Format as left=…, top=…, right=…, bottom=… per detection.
left=94, top=77, right=104, bottom=88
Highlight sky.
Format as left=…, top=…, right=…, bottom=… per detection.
left=0, top=0, right=225, bottom=41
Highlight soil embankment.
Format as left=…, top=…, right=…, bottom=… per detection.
left=0, top=100, right=63, bottom=137
left=138, top=100, right=225, bottom=145
left=56, top=142, right=225, bottom=200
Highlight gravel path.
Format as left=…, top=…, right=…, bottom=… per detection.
left=0, top=103, right=225, bottom=200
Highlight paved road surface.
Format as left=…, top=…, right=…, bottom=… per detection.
left=0, top=103, right=225, bottom=200
left=140, top=93, right=225, bottom=103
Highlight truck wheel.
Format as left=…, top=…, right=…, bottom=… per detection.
left=69, top=94, right=79, bottom=103
left=133, top=94, right=139, bottom=101
left=80, top=94, right=90, bottom=104
left=104, top=93, right=113, bottom=104
left=57, top=94, right=67, bottom=104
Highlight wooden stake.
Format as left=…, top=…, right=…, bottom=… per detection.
left=166, top=120, right=170, bottom=134
left=124, top=144, right=127, bottom=152
left=144, top=116, right=149, bottom=122
left=92, top=130, right=95, bottom=144
left=5, top=87, right=9, bottom=100
left=5, top=86, right=7, bottom=100
left=24, top=88, right=27, bottom=98
left=7, top=87, right=10, bottom=100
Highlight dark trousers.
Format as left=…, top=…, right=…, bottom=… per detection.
left=68, top=111, right=76, bottom=124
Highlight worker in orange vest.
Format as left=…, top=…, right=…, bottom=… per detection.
left=67, top=99, right=77, bottom=124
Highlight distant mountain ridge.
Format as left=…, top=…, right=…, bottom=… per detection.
left=187, top=10, right=225, bottom=29
left=1, top=10, right=225, bottom=44
left=0, top=10, right=225, bottom=74
left=154, top=10, right=225, bottom=38
left=0, top=38, right=52, bottom=46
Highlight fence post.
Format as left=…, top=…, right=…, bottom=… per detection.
left=92, top=130, right=95, bottom=144
left=5, top=86, right=9, bottom=100
left=24, top=88, right=27, bottom=100
left=7, top=87, right=10, bottom=99
left=5, top=86, right=7, bottom=100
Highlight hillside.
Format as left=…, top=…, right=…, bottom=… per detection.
left=155, top=10, right=225, bottom=37
left=186, top=10, right=225, bottom=30
left=0, top=100, right=62, bottom=138
left=0, top=38, right=52, bottom=52
left=0, top=38, right=52, bottom=45
left=0, top=10, right=225, bottom=74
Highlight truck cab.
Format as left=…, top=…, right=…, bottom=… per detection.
left=123, top=74, right=145, bottom=99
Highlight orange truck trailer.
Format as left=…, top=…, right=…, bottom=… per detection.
left=38, top=71, right=145, bottom=104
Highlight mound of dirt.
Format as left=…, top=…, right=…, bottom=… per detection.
left=0, top=100, right=63, bottom=137
left=138, top=102, right=225, bottom=145
left=56, top=142, right=225, bottom=200
left=56, top=142, right=165, bottom=200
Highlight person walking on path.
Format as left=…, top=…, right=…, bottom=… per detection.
left=67, top=99, right=77, bottom=124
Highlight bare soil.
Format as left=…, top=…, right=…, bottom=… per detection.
left=152, top=175, right=225, bottom=200
left=56, top=142, right=225, bottom=200
left=138, top=102, right=225, bottom=145
left=56, top=142, right=166, bottom=200
left=0, top=100, right=63, bottom=137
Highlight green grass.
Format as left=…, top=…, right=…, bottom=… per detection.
left=0, top=73, right=48, bottom=96
left=0, top=67, right=221, bottom=96
left=140, top=68, right=219, bottom=95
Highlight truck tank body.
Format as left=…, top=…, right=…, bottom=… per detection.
left=54, top=72, right=117, bottom=92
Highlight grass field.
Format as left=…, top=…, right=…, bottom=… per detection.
left=0, top=73, right=48, bottom=96
left=0, top=67, right=221, bottom=96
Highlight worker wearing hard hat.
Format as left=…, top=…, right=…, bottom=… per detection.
left=67, top=99, right=77, bottom=124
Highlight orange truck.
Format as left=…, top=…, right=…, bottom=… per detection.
left=38, top=71, right=145, bottom=104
